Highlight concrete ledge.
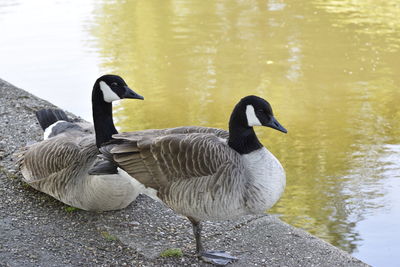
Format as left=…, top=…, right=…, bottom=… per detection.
left=0, top=78, right=368, bottom=266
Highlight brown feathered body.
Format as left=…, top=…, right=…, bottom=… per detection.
left=18, top=123, right=144, bottom=211
left=100, top=126, right=285, bottom=221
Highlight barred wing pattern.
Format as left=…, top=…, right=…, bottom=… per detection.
left=18, top=134, right=98, bottom=183
left=105, top=130, right=251, bottom=220
left=109, top=126, right=229, bottom=141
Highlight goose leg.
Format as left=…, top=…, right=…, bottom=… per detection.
left=188, top=217, right=238, bottom=265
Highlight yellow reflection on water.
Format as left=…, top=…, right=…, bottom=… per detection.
left=91, top=0, right=400, bottom=255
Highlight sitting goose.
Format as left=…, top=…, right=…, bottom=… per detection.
left=93, top=95, right=287, bottom=264
left=17, top=75, right=146, bottom=211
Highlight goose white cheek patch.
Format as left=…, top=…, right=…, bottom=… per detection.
left=246, top=105, right=262, bottom=127
left=100, top=81, right=121, bottom=102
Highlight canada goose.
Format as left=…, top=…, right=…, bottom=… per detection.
left=17, top=75, right=145, bottom=211
left=92, top=95, right=287, bottom=264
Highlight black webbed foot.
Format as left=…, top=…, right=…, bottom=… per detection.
left=200, top=250, right=238, bottom=265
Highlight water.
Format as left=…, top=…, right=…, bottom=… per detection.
left=1, top=1, right=399, bottom=266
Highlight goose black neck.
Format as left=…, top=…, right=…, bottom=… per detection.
left=92, top=83, right=118, bottom=148
left=227, top=107, right=263, bottom=155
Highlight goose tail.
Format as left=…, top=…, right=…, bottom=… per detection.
left=35, top=109, right=70, bottom=131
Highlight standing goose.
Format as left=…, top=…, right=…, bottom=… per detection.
left=93, top=95, right=287, bottom=264
left=17, top=75, right=145, bottom=211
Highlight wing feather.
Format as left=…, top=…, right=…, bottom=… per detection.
left=19, top=134, right=97, bottom=183
left=106, top=132, right=241, bottom=192
left=112, top=126, right=229, bottom=141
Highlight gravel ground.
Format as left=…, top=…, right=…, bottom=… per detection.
left=0, top=78, right=369, bottom=266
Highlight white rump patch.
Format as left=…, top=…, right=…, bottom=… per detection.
left=99, top=81, right=120, bottom=103
left=43, top=120, right=66, bottom=140
left=246, top=105, right=262, bottom=127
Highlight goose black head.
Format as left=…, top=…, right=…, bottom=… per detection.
left=231, top=95, right=287, bottom=133
left=92, top=74, right=143, bottom=148
left=96, top=74, right=144, bottom=103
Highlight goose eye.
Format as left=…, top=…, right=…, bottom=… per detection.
left=111, top=82, right=118, bottom=86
